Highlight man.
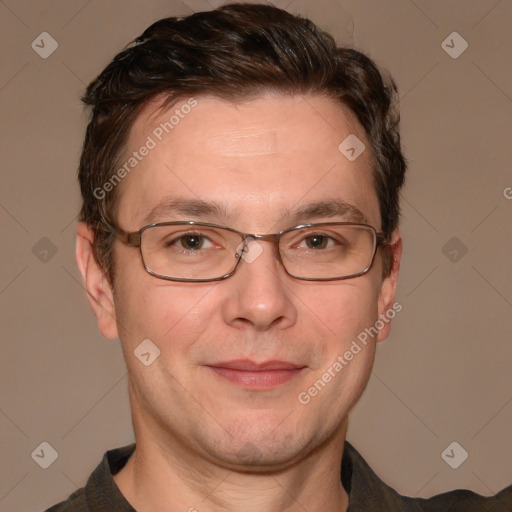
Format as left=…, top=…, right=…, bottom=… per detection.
left=48, top=3, right=511, bottom=511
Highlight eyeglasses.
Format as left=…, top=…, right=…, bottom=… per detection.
left=113, top=221, right=387, bottom=282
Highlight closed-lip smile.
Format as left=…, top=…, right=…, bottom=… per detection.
left=206, top=359, right=306, bottom=389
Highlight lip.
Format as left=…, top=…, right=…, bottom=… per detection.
left=209, top=359, right=304, bottom=371
left=206, top=360, right=306, bottom=389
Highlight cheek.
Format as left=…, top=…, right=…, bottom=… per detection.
left=111, top=249, right=214, bottom=349
left=298, top=281, right=381, bottom=404
left=304, top=278, right=381, bottom=342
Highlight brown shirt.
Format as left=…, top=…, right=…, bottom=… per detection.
left=46, top=442, right=512, bottom=511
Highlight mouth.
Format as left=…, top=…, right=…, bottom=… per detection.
left=205, top=360, right=307, bottom=390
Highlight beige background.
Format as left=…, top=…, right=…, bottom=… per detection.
left=1, top=1, right=511, bottom=510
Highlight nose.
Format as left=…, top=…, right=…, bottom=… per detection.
left=221, top=238, right=298, bottom=331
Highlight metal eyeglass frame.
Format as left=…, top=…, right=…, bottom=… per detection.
left=112, top=220, right=388, bottom=282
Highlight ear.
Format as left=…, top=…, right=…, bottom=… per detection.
left=75, top=222, right=119, bottom=340
left=376, top=230, right=402, bottom=343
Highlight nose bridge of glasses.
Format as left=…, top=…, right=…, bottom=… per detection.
left=249, top=232, right=280, bottom=243
left=233, top=232, right=283, bottom=268
left=244, top=233, right=281, bottom=253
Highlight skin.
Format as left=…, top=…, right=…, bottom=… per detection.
left=76, top=93, right=402, bottom=512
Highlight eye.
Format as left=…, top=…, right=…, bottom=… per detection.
left=179, top=234, right=207, bottom=250
left=165, top=232, right=216, bottom=251
left=299, top=234, right=336, bottom=250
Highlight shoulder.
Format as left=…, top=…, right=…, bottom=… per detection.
left=44, top=444, right=136, bottom=512
left=409, top=486, right=512, bottom=511
left=343, top=441, right=512, bottom=512
left=44, top=487, right=88, bottom=511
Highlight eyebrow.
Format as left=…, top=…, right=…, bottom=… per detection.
left=143, top=197, right=232, bottom=224
left=285, top=199, right=368, bottom=225
left=142, top=197, right=368, bottom=226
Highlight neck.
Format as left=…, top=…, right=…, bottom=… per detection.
left=114, top=387, right=350, bottom=512
left=115, top=431, right=349, bottom=512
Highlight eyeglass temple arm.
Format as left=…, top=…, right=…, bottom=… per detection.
left=376, top=233, right=388, bottom=246
left=110, top=225, right=142, bottom=247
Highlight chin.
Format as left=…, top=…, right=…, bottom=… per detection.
left=195, top=415, right=323, bottom=471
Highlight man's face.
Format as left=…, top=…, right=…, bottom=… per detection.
left=89, top=94, right=400, bottom=469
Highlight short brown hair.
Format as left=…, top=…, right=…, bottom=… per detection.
left=78, top=3, right=406, bottom=283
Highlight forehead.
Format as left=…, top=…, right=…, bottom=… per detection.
left=115, top=93, right=380, bottom=231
